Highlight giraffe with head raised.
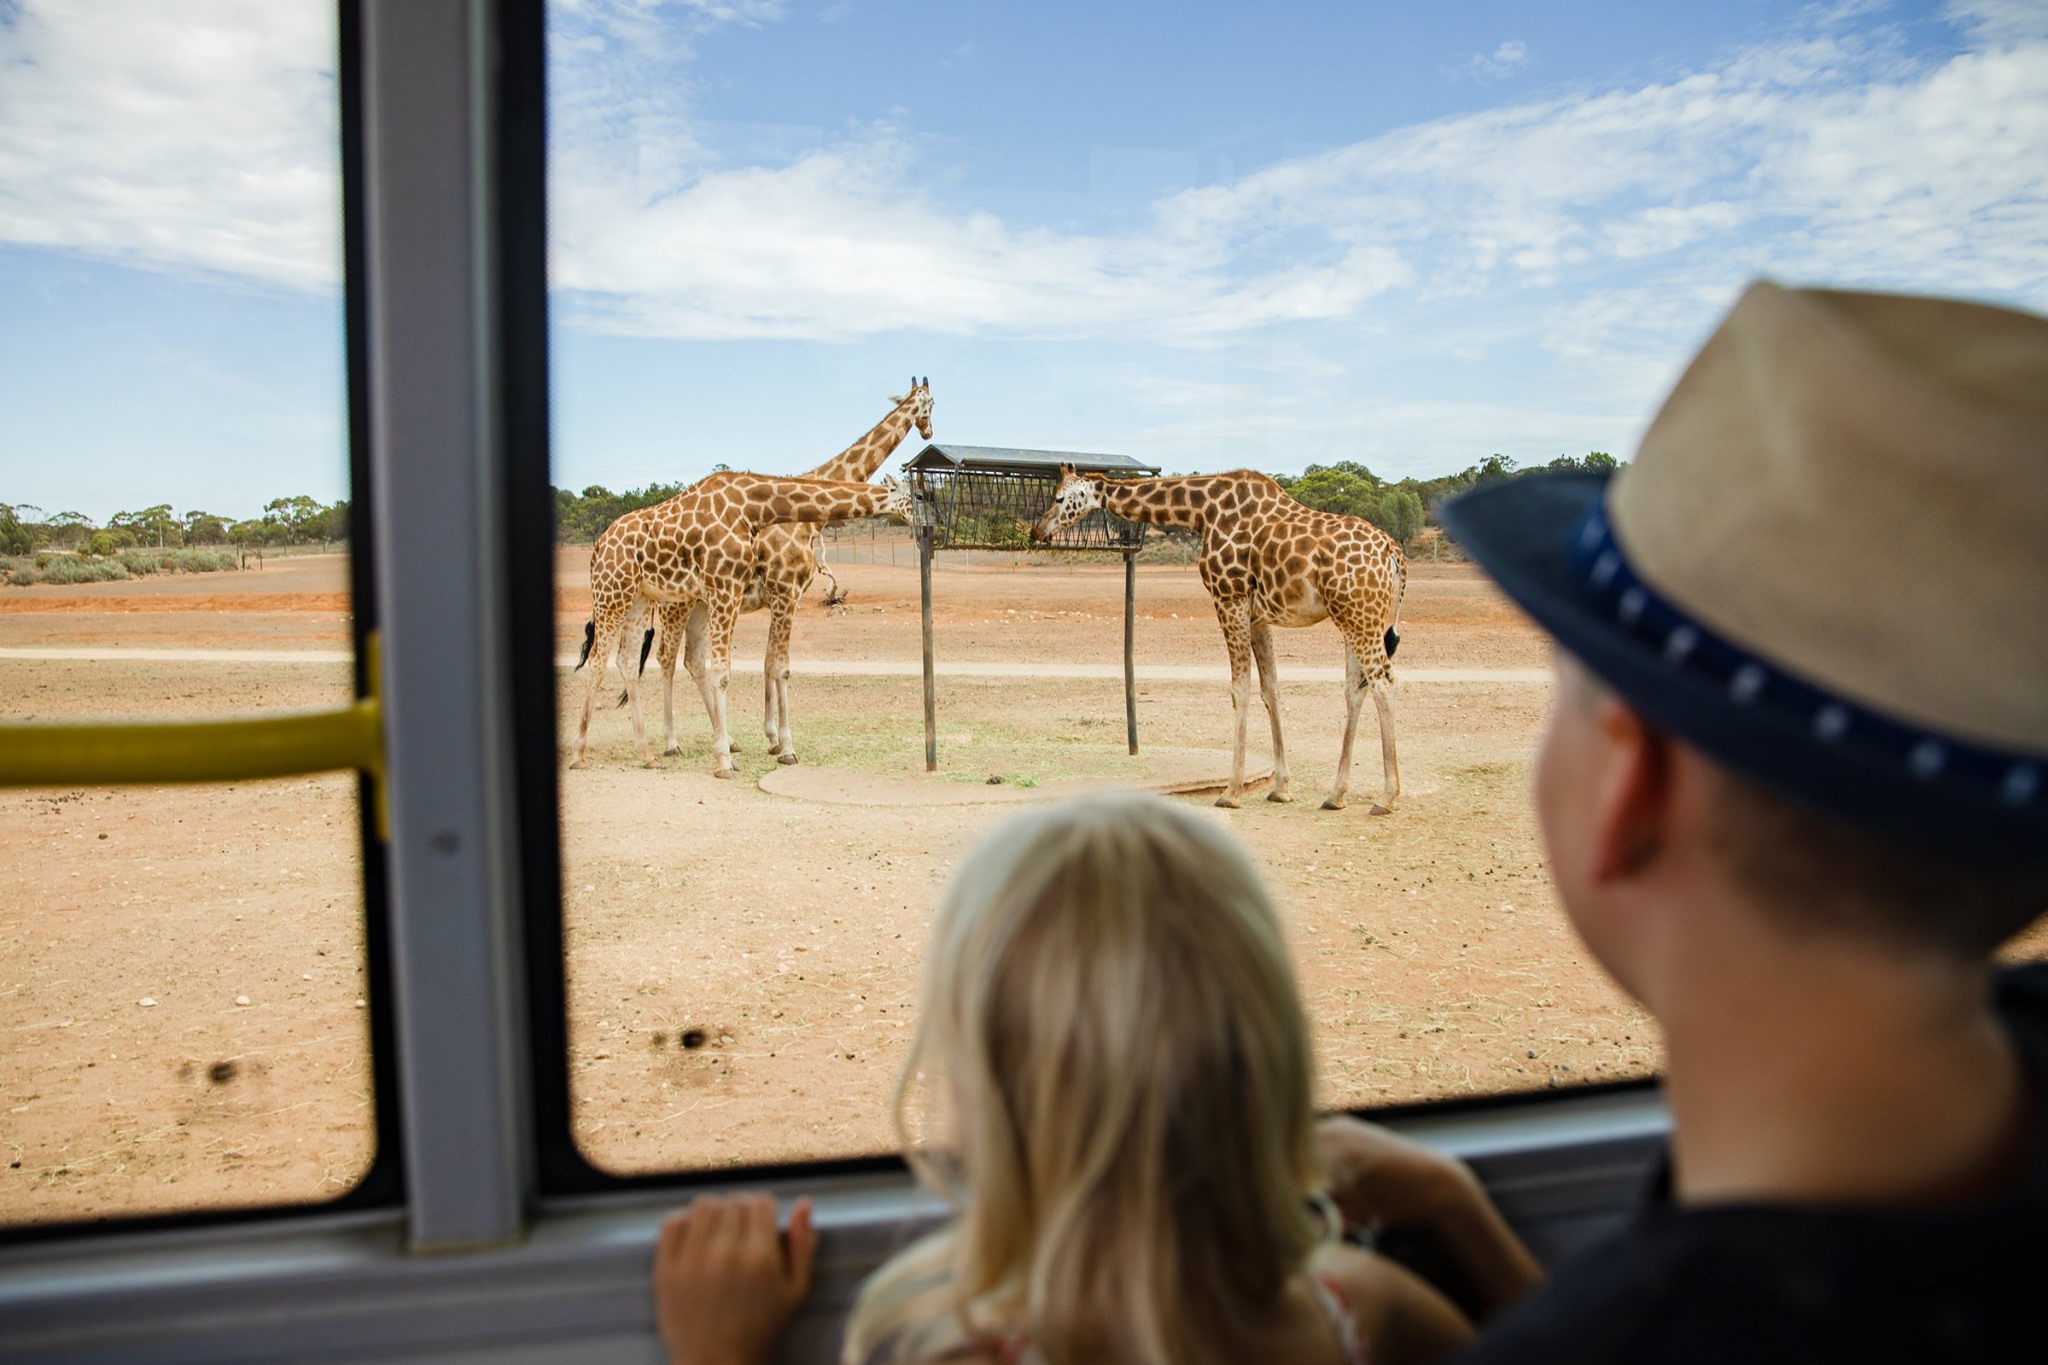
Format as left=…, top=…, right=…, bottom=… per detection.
left=1034, top=466, right=1406, bottom=812
left=571, top=471, right=916, bottom=776
left=633, top=379, right=934, bottom=765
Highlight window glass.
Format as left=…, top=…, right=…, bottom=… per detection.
left=546, top=1, right=2048, bottom=1174
left=0, top=1, right=373, bottom=1225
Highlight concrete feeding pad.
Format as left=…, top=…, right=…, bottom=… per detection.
left=756, top=746, right=1274, bottom=807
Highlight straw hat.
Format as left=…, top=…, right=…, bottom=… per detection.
left=1440, top=281, right=2048, bottom=854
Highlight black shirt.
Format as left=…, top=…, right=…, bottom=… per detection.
left=1458, top=963, right=2048, bottom=1364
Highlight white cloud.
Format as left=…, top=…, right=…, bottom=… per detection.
left=2, top=0, right=2044, bottom=368
left=547, top=8, right=2047, bottom=346
left=1453, top=39, right=1533, bottom=82
left=0, top=0, right=341, bottom=291
left=1945, top=0, right=2048, bottom=44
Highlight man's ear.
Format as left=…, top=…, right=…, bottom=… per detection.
left=1592, top=701, right=1676, bottom=884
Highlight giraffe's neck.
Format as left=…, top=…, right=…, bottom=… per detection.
left=1094, top=474, right=1211, bottom=532
left=805, top=400, right=916, bottom=482
left=736, top=476, right=891, bottom=533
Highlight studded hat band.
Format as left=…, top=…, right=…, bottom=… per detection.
left=1570, top=502, right=2043, bottom=818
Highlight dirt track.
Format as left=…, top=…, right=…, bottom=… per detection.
left=3, top=550, right=1663, bottom=1225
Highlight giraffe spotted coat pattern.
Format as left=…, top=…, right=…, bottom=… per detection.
left=1034, top=466, right=1406, bottom=812
left=638, top=380, right=934, bottom=765
left=573, top=472, right=914, bottom=776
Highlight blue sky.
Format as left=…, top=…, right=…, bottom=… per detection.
left=2, top=0, right=2045, bottom=522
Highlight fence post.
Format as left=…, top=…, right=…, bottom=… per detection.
left=1124, top=549, right=1138, bottom=755
left=920, top=523, right=937, bottom=772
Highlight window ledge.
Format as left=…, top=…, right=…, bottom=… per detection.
left=0, top=1086, right=1665, bottom=1365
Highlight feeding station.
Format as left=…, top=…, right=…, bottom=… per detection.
left=903, top=443, right=1161, bottom=772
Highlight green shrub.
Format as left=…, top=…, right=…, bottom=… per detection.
left=163, top=548, right=238, bottom=573
left=7, top=568, right=33, bottom=587
left=117, top=551, right=161, bottom=575
left=38, top=556, right=128, bottom=584
left=34, top=553, right=51, bottom=569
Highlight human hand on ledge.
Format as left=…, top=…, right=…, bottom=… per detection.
left=652, top=1193, right=817, bottom=1365
left=1317, top=1116, right=1543, bottom=1319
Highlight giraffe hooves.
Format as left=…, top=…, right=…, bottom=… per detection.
left=663, top=742, right=682, bottom=756
left=777, top=752, right=800, bottom=766
left=1321, top=796, right=1348, bottom=811
left=1369, top=801, right=1395, bottom=816
left=1266, top=788, right=1293, bottom=804
left=1214, top=794, right=1241, bottom=810
left=712, top=767, right=737, bottom=780
left=641, top=758, right=660, bottom=770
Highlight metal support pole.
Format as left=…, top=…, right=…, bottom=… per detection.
left=920, top=523, right=938, bottom=772
left=1124, top=550, right=1139, bottom=755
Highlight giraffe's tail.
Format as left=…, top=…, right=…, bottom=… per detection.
left=1383, top=545, right=1408, bottom=660
left=615, top=626, right=655, bottom=708
left=575, top=618, right=596, bottom=670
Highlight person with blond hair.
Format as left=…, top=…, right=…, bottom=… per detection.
left=650, top=791, right=1522, bottom=1365
left=1319, top=281, right=2048, bottom=1361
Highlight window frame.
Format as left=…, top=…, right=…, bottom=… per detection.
left=0, top=0, right=405, bottom=1250
left=1, top=2, right=1675, bottom=1355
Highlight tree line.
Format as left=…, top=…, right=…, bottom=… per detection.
left=3, top=453, right=1618, bottom=560
left=547, top=453, right=1618, bottom=549
left=1270, top=451, right=1618, bottom=545
left=0, top=497, right=351, bottom=558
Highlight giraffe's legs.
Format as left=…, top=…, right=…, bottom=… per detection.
left=572, top=595, right=633, bottom=769
left=763, top=593, right=798, bottom=763
left=680, top=601, right=719, bottom=762
left=585, top=597, right=647, bottom=769
left=1325, top=611, right=1400, bottom=813
left=704, top=595, right=741, bottom=778
left=1369, top=682, right=1401, bottom=816
left=1325, top=646, right=1366, bottom=811
left=1250, top=622, right=1290, bottom=803
left=1213, top=598, right=1255, bottom=809
left=653, top=601, right=685, bottom=756
left=617, top=598, right=656, bottom=768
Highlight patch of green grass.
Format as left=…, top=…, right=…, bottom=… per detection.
left=32, top=556, right=129, bottom=585
left=162, top=548, right=239, bottom=573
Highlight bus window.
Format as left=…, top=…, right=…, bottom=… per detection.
left=537, top=1, right=2048, bottom=1182
left=0, top=1, right=386, bottom=1229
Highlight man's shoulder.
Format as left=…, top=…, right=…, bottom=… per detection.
left=1456, top=1176, right=2048, bottom=1363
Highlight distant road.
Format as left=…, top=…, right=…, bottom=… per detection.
left=0, top=646, right=1548, bottom=685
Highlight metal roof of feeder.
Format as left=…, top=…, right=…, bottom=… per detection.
left=903, top=443, right=1160, bottom=475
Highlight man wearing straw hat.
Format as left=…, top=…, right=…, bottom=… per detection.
left=1321, top=281, right=2048, bottom=1360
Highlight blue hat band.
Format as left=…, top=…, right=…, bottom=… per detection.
left=1568, top=503, right=2043, bottom=818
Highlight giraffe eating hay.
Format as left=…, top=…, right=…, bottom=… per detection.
left=572, top=472, right=916, bottom=776
left=1033, top=466, right=1406, bottom=812
left=640, top=380, right=933, bottom=765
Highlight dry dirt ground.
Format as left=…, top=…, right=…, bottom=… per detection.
left=2, top=548, right=1655, bottom=1227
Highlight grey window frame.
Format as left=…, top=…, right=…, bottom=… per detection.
left=0, top=2, right=1669, bottom=1359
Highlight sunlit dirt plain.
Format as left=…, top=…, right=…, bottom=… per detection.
left=2, top=547, right=1672, bottom=1225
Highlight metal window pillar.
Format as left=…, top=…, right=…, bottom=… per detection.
left=361, top=0, right=533, bottom=1252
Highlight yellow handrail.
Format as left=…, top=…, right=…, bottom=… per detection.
left=0, top=633, right=388, bottom=839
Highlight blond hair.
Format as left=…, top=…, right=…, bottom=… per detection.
left=844, top=792, right=1325, bottom=1365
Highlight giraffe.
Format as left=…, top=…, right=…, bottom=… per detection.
left=1033, top=466, right=1407, bottom=812
left=571, top=472, right=916, bottom=776
left=635, top=379, right=935, bottom=765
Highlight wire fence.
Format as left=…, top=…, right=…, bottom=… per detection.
left=914, top=470, right=1145, bottom=552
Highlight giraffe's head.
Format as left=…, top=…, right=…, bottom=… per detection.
left=878, top=473, right=918, bottom=523
left=908, top=377, right=934, bottom=439
left=1031, top=464, right=1102, bottom=544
